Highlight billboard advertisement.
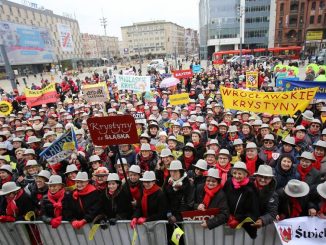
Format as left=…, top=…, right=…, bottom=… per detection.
left=0, top=21, right=55, bottom=65
left=57, top=23, right=74, bottom=52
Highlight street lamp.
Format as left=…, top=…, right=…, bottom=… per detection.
left=237, top=4, right=245, bottom=64
left=0, top=39, right=17, bottom=91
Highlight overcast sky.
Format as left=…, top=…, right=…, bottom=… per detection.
left=12, top=0, right=199, bottom=39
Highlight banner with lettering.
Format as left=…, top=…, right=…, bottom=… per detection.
left=246, top=71, right=258, bottom=88
left=39, top=129, right=78, bottom=165
left=25, top=83, right=57, bottom=107
left=173, top=69, right=193, bottom=79
left=274, top=217, right=326, bottom=244
left=83, top=82, right=108, bottom=103
left=116, top=75, right=151, bottom=92
left=169, top=93, right=190, bottom=105
left=220, top=87, right=318, bottom=116
left=192, top=64, right=201, bottom=73
left=283, top=79, right=326, bottom=99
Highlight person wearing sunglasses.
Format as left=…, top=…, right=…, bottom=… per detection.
left=258, top=134, right=279, bottom=168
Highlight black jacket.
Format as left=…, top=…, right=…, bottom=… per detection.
left=40, top=191, right=71, bottom=222
left=194, top=183, right=229, bottom=229
left=254, top=178, right=279, bottom=226
left=101, top=186, right=133, bottom=220
left=133, top=188, right=167, bottom=222
left=63, top=186, right=101, bottom=223
left=163, top=176, right=194, bottom=221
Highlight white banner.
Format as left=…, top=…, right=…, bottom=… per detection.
left=57, top=23, right=74, bottom=52
left=116, top=75, right=150, bottom=92
left=274, top=217, right=326, bottom=244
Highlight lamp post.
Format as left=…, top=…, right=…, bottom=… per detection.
left=135, top=24, right=142, bottom=74
left=0, top=40, right=17, bottom=91
left=238, top=4, right=245, bottom=65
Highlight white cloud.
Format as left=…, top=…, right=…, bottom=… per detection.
left=12, top=0, right=199, bottom=39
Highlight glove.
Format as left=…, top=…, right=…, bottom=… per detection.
left=0, top=216, right=16, bottom=223
left=109, top=218, right=117, bottom=226
left=100, top=219, right=108, bottom=230
left=137, top=217, right=146, bottom=225
left=50, top=216, right=62, bottom=229
left=72, top=219, right=87, bottom=229
left=130, top=218, right=137, bottom=229
left=227, top=215, right=239, bottom=229
left=168, top=216, right=177, bottom=225
left=43, top=217, right=52, bottom=224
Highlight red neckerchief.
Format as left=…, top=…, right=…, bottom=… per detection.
left=184, top=155, right=195, bottom=170
left=66, top=178, right=75, bottom=187
left=294, top=136, right=304, bottom=144
left=192, top=141, right=200, bottom=147
left=215, top=163, right=231, bottom=187
left=290, top=197, right=302, bottom=217
left=47, top=188, right=65, bottom=217
left=6, top=189, right=24, bottom=217
left=208, top=127, right=218, bottom=136
left=141, top=184, right=160, bottom=218
left=130, top=183, right=141, bottom=201
left=297, top=164, right=313, bottom=181
left=1, top=175, right=12, bottom=186
left=254, top=179, right=264, bottom=190
left=72, top=184, right=96, bottom=200
left=263, top=150, right=273, bottom=161
left=245, top=156, right=258, bottom=176
left=202, top=184, right=222, bottom=208
left=301, top=120, right=310, bottom=128
left=94, top=182, right=107, bottom=191
left=228, top=134, right=238, bottom=142
left=232, top=177, right=249, bottom=189
left=163, top=169, right=169, bottom=179
left=313, top=152, right=323, bottom=170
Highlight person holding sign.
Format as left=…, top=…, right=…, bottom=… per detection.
left=194, top=168, right=229, bottom=229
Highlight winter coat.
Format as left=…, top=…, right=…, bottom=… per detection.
left=63, top=188, right=101, bottom=223
left=101, top=186, right=133, bottom=220
left=163, top=176, right=195, bottom=221
left=133, top=188, right=167, bottom=221
left=240, top=154, right=265, bottom=173
left=194, top=183, right=229, bottom=229
left=258, top=145, right=280, bottom=167
left=136, top=151, right=159, bottom=172
left=274, top=163, right=300, bottom=191
left=40, top=191, right=71, bottom=221
left=24, top=182, right=48, bottom=216
left=254, top=178, right=279, bottom=226
left=115, top=150, right=136, bottom=166
left=295, top=166, right=321, bottom=189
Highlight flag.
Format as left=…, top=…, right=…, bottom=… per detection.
left=171, top=225, right=184, bottom=245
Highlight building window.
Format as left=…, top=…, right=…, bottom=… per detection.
left=320, top=1, right=325, bottom=9
left=310, top=15, right=315, bottom=24
left=300, top=3, right=305, bottom=13
left=311, top=2, right=316, bottom=10
left=318, top=15, right=322, bottom=23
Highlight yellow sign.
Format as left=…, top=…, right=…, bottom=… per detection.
left=24, top=83, right=56, bottom=97
left=236, top=217, right=255, bottom=229
left=306, top=30, right=323, bottom=41
left=88, top=224, right=100, bottom=240
left=63, top=142, right=75, bottom=151
left=169, top=93, right=190, bottom=106
left=246, top=71, right=258, bottom=88
left=220, top=87, right=318, bottom=116
left=24, top=211, right=36, bottom=221
left=0, top=101, right=13, bottom=116
left=83, top=82, right=109, bottom=100
left=171, top=226, right=184, bottom=245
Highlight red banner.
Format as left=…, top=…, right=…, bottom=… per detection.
left=87, top=115, right=139, bottom=146
left=181, top=208, right=219, bottom=221
left=25, top=83, right=58, bottom=107
left=173, top=69, right=193, bottom=79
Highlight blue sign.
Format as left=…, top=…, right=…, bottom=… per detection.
left=192, top=64, right=202, bottom=73
left=282, top=79, right=326, bottom=99
left=276, top=76, right=299, bottom=87
left=40, top=129, right=78, bottom=165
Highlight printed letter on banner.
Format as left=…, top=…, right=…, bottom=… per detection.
left=169, top=93, right=190, bottom=106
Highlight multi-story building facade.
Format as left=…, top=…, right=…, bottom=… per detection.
left=0, top=0, right=84, bottom=72
left=199, top=0, right=274, bottom=59
left=121, top=20, right=185, bottom=59
left=185, top=28, right=199, bottom=58
left=275, top=0, right=326, bottom=53
left=81, top=33, right=119, bottom=59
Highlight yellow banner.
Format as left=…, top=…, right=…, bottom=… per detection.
left=220, top=87, right=318, bottom=116
left=169, top=93, right=190, bottom=106
left=24, top=83, right=56, bottom=97
left=83, top=82, right=109, bottom=100
left=306, top=31, right=323, bottom=41
left=246, top=71, right=258, bottom=88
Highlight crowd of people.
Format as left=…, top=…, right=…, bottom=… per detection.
left=0, top=60, right=325, bottom=242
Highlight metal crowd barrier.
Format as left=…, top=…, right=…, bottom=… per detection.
left=0, top=221, right=281, bottom=245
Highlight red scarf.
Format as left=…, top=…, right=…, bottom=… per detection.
left=313, top=153, right=323, bottom=170
left=130, top=184, right=141, bottom=201
left=184, top=155, right=194, bottom=170
left=301, top=120, right=310, bottom=128
left=263, top=150, right=273, bottom=161
left=228, top=134, right=238, bottom=142
left=245, top=156, right=258, bottom=176
left=163, top=169, right=169, bottom=179
left=254, top=179, right=264, bottom=190
left=192, top=141, right=200, bottom=147
left=208, top=127, right=218, bottom=136
left=1, top=175, right=12, bottom=186
left=6, top=189, right=24, bottom=217
left=232, top=177, right=249, bottom=189
left=141, top=184, right=160, bottom=218
left=66, top=178, right=75, bottom=187
left=94, top=182, right=107, bottom=191
left=290, top=197, right=302, bottom=217
left=297, top=164, right=313, bottom=181
left=294, top=136, right=304, bottom=144
left=47, top=188, right=65, bottom=217
left=215, top=163, right=231, bottom=186
left=73, top=184, right=96, bottom=200
left=202, top=184, right=222, bottom=208
left=139, top=153, right=153, bottom=171
left=319, top=200, right=326, bottom=214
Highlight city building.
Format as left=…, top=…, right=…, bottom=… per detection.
left=81, top=33, right=120, bottom=60
left=0, top=0, right=84, bottom=73
left=121, top=20, right=185, bottom=59
left=199, top=0, right=275, bottom=59
left=274, top=0, right=326, bottom=54
left=185, top=28, right=199, bottom=58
